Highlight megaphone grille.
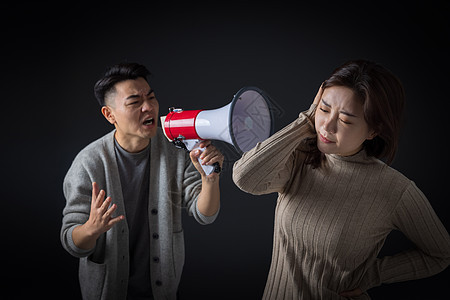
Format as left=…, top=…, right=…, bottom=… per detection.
left=230, top=88, right=273, bottom=154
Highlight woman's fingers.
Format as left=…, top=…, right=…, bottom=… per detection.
left=313, top=82, right=325, bottom=105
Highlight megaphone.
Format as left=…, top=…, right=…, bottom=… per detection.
left=160, top=86, right=274, bottom=175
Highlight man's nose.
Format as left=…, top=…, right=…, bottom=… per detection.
left=142, top=99, right=153, bottom=112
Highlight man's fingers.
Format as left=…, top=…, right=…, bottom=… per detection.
left=189, top=149, right=202, bottom=165
left=104, top=204, right=124, bottom=226
left=99, top=196, right=112, bottom=212
left=92, top=182, right=107, bottom=210
left=106, top=201, right=118, bottom=215
left=201, top=152, right=220, bottom=165
left=200, top=148, right=224, bottom=166
left=86, top=184, right=124, bottom=235
left=108, top=215, right=125, bottom=227
left=93, top=189, right=106, bottom=208
left=190, top=149, right=200, bottom=158
left=102, top=203, right=124, bottom=226
left=92, top=182, right=100, bottom=205
left=198, top=140, right=211, bottom=148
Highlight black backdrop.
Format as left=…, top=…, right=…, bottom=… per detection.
left=3, top=2, right=449, bottom=299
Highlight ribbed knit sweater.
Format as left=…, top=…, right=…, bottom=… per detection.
left=232, top=104, right=450, bottom=299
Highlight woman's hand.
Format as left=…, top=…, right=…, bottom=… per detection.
left=313, top=82, right=325, bottom=105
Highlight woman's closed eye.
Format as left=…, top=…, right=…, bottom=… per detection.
left=339, top=118, right=352, bottom=125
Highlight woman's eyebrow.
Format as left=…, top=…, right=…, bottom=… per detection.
left=321, top=99, right=331, bottom=107
left=340, top=110, right=358, bottom=118
left=321, top=99, right=358, bottom=117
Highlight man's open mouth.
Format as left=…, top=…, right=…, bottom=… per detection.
left=143, top=117, right=154, bottom=125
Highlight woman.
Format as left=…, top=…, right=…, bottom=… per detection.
left=232, top=60, right=450, bottom=299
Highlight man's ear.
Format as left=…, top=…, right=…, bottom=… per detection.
left=101, top=106, right=116, bottom=125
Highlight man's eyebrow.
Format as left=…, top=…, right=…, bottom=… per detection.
left=321, top=99, right=358, bottom=117
left=125, top=89, right=154, bottom=100
left=126, top=94, right=139, bottom=100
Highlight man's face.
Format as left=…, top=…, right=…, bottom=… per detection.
left=102, top=77, right=159, bottom=152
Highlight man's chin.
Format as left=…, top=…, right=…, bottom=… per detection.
left=142, top=128, right=158, bottom=139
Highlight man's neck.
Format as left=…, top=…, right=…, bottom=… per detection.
left=114, top=131, right=150, bottom=153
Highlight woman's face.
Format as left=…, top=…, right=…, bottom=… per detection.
left=314, top=86, right=376, bottom=156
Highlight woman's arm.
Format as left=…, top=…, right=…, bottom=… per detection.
left=232, top=86, right=323, bottom=195
left=359, top=181, right=450, bottom=292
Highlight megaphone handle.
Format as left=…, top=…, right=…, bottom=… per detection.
left=181, top=139, right=216, bottom=176
left=195, top=150, right=215, bottom=176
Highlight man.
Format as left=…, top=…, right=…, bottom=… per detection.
left=61, top=62, right=223, bottom=300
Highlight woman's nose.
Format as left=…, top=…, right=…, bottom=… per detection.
left=323, top=116, right=337, bottom=134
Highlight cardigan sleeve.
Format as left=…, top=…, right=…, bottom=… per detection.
left=232, top=104, right=317, bottom=195
left=61, top=153, right=99, bottom=258
left=359, top=181, right=450, bottom=291
left=182, top=151, right=219, bottom=225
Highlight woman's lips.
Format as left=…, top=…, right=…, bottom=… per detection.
left=318, top=133, right=335, bottom=144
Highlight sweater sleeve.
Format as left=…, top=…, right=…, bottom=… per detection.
left=360, top=181, right=450, bottom=291
left=232, top=104, right=317, bottom=195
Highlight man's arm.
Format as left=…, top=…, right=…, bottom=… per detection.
left=196, top=172, right=220, bottom=216
left=190, top=140, right=223, bottom=217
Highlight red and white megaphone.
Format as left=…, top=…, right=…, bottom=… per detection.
left=160, top=86, right=274, bottom=175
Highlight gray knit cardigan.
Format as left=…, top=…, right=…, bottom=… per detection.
left=61, top=130, right=218, bottom=300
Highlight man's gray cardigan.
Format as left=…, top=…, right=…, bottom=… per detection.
left=61, top=130, right=218, bottom=300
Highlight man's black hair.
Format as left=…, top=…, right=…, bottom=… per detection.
left=94, top=62, right=151, bottom=106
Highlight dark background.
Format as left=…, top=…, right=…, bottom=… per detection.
left=3, top=1, right=449, bottom=299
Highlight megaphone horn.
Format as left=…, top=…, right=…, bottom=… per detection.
left=160, top=86, right=274, bottom=175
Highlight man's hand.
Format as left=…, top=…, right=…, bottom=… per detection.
left=72, top=182, right=124, bottom=250
left=189, top=140, right=224, bottom=181
left=86, top=182, right=124, bottom=236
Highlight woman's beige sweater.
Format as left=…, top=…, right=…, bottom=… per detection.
left=232, top=104, right=450, bottom=299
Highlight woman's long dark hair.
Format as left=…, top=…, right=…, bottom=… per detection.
left=306, top=60, right=405, bottom=167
